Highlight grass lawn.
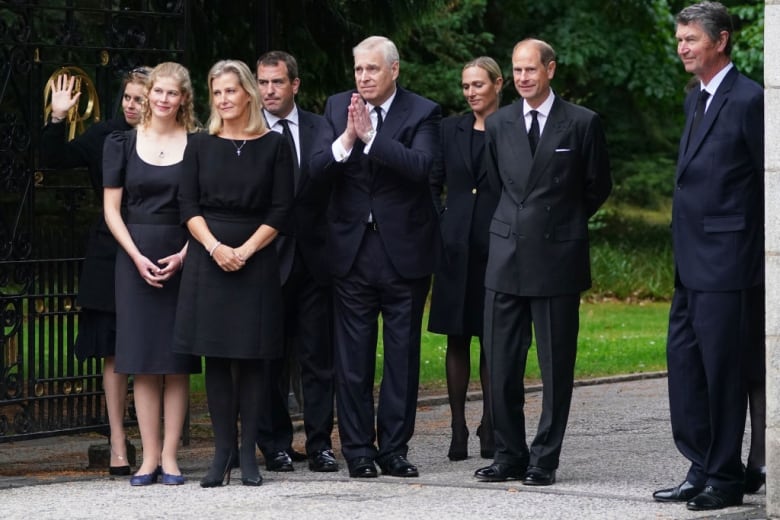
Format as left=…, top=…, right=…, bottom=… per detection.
left=190, top=300, right=670, bottom=394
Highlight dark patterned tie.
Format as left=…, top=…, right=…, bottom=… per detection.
left=528, top=110, right=540, bottom=156
left=686, top=89, right=710, bottom=152
left=278, top=119, right=300, bottom=188
left=374, top=106, right=383, bottom=132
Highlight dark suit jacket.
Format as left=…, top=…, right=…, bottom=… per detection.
left=428, top=113, right=498, bottom=334
left=277, top=108, right=333, bottom=286
left=672, top=66, right=764, bottom=292
left=310, top=86, right=442, bottom=279
left=484, top=97, right=611, bottom=296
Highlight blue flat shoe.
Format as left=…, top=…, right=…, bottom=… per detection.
left=130, top=466, right=161, bottom=486
left=161, top=471, right=185, bottom=485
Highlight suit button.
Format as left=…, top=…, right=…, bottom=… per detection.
left=518, top=203, right=524, bottom=209
left=544, top=233, right=550, bottom=239
left=676, top=184, right=682, bottom=190
left=471, top=188, right=477, bottom=194
left=545, top=205, right=551, bottom=212
left=553, top=177, right=560, bottom=183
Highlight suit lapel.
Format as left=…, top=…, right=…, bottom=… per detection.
left=677, top=67, right=738, bottom=179
left=454, top=114, right=475, bottom=181
left=500, top=102, right=532, bottom=192
left=522, top=98, right=570, bottom=196
left=378, top=87, right=410, bottom=140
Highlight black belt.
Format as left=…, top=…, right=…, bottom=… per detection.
left=366, top=222, right=378, bottom=231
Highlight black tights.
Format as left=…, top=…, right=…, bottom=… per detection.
left=747, top=380, right=765, bottom=469
left=446, top=335, right=491, bottom=435
left=204, top=357, right=265, bottom=481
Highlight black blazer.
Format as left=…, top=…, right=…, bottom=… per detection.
left=428, top=113, right=498, bottom=334
left=310, top=86, right=442, bottom=279
left=484, top=97, right=612, bottom=296
left=276, top=108, right=333, bottom=286
left=672, top=66, right=764, bottom=291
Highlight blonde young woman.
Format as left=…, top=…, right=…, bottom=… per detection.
left=103, top=62, right=201, bottom=486
left=41, top=66, right=150, bottom=475
left=173, top=60, right=293, bottom=487
left=428, top=57, right=503, bottom=461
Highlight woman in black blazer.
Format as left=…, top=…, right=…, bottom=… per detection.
left=428, top=57, right=503, bottom=461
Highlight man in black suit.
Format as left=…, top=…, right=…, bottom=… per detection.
left=310, top=36, right=441, bottom=478
left=474, top=38, right=611, bottom=486
left=652, top=2, right=763, bottom=511
left=254, top=51, right=338, bottom=473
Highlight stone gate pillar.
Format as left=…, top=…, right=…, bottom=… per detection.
left=766, top=2, right=779, bottom=517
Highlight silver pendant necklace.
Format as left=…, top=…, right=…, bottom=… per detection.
left=158, top=150, right=165, bottom=158
left=232, top=139, right=247, bottom=156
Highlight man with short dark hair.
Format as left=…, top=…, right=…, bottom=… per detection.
left=652, top=1, right=764, bottom=511
left=255, top=50, right=338, bottom=473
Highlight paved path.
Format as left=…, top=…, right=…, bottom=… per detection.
left=0, top=376, right=767, bottom=519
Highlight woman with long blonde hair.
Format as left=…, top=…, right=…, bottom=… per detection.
left=173, top=59, right=293, bottom=487
left=103, top=62, right=201, bottom=486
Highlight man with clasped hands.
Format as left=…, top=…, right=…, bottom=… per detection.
left=310, top=35, right=441, bottom=479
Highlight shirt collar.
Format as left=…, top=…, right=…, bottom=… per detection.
left=263, top=104, right=299, bottom=129
left=700, top=62, right=732, bottom=97
left=523, top=90, right=555, bottom=118
left=369, top=87, right=397, bottom=117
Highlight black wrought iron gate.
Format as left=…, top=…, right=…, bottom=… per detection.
left=0, top=1, right=188, bottom=442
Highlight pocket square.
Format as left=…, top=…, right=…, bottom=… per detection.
left=555, top=148, right=571, bottom=152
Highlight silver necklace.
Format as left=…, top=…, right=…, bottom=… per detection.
left=158, top=150, right=165, bottom=158
left=231, top=139, right=247, bottom=156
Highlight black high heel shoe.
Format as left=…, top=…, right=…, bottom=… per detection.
left=476, top=423, right=495, bottom=459
left=241, top=474, right=263, bottom=486
left=744, top=465, right=766, bottom=494
left=447, top=425, right=469, bottom=461
left=201, top=455, right=233, bottom=488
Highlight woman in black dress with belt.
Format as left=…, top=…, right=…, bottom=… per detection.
left=103, top=62, right=201, bottom=486
left=173, top=60, right=293, bottom=487
left=428, top=57, right=503, bottom=461
left=40, top=67, right=149, bottom=475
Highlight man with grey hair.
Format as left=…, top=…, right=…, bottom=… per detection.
left=653, top=1, right=764, bottom=511
left=310, top=35, right=441, bottom=479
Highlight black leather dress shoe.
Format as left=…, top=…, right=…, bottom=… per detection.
left=287, top=448, right=308, bottom=462
left=745, top=465, right=766, bottom=494
left=265, top=450, right=294, bottom=472
left=378, top=454, right=419, bottom=477
left=347, top=456, right=378, bottom=478
left=652, top=480, right=703, bottom=502
left=523, top=466, right=556, bottom=486
left=686, top=485, right=743, bottom=511
left=474, top=462, right=526, bottom=482
left=309, top=449, right=339, bottom=472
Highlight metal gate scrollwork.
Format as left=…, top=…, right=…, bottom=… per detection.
left=0, top=1, right=187, bottom=442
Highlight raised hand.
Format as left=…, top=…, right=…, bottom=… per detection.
left=49, top=73, right=81, bottom=121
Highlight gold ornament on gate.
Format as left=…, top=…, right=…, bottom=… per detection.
left=43, top=66, right=101, bottom=141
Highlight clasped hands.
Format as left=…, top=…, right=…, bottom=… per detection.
left=211, top=243, right=253, bottom=273
left=339, top=93, right=375, bottom=150
left=133, top=253, right=184, bottom=288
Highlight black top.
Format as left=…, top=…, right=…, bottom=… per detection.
left=40, top=118, right=132, bottom=196
left=179, top=132, right=293, bottom=233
